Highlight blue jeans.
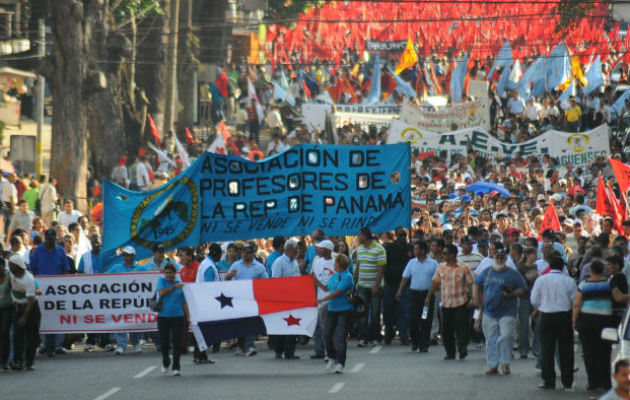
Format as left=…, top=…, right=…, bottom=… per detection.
left=518, top=298, right=533, bottom=356
left=325, top=310, right=350, bottom=367
left=115, top=332, right=140, bottom=349
left=357, top=286, right=383, bottom=342
left=41, top=334, right=64, bottom=352
left=383, top=285, right=410, bottom=341
left=238, top=335, right=255, bottom=351
left=313, top=307, right=328, bottom=355
left=482, top=314, right=516, bottom=368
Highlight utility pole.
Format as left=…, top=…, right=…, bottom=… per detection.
left=35, top=18, right=45, bottom=176
left=163, top=0, right=180, bottom=137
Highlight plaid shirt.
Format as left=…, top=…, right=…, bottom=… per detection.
left=432, top=261, right=474, bottom=308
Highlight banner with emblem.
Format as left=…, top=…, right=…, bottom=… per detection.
left=387, top=119, right=609, bottom=168
left=103, top=143, right=411, bottom=260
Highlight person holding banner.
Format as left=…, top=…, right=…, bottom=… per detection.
left=157, top=262, right=190, bottom=376
left=0, top=261, right=13, bottom=371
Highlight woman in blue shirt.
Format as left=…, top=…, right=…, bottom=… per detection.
left=156, top=263, right=189, bottom=376
left=316, top=254, right=353, bottom=374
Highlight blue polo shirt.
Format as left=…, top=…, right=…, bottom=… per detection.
left=156, top=277, right=186, bottom=318
left=402, top=257, right=439, bottom=291
left=265, top=250, right=282, bottom=277
left=474, top=267, right=527, bottom=318
left=106, top=263, right=149, bottom=273
left=30, top=244, right=70, bottom=275
left=327, top=271, right=354, bottom=312
left=229, top=259, right=267, bottom=280
left=77, top=252, right=105, bottom=274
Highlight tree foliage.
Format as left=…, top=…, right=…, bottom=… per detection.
left=553, top=0, right=597, bottom=34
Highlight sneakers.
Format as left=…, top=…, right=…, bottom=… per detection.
left=115, top=346, right=125, bottom=355
left=370, top=340, right=379, bottom=347
left=171, top=369, right=180, bottom=376
left=335, top=363, right=343, bottom=374
left=134, top=344, right=143, bottom=354
left=246, top=348, right=257, bottom=357
left=234, top=349, right=245, bottom=356
left=326, top=359, right=336, bottom=370
left=139, top=338, right=147, bottom=345
left=103, top=344, right=115, bottom=352
left=357, top=340, right=368, bottom=348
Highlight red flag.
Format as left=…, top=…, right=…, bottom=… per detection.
left=218, top=120, right=231, bottom=139
left=147, top=115, right=161, bottom=147
left=302, top=80, right=311, bottom=99
left=608, top=183, right=625, bottom=234
left=538, top=202, right=561, bottom=241
left=610, top=158, right=630, bottom=194
left=596, top=173, right=617, bottom=217
left=215, top=69, right=229, bottom=98
left=185, top=127, right=194, bottom=144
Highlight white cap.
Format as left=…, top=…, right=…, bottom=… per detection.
left=122, top=245, right=136, bottom=255
left=9, top=254, right=26, bottom=270
left=550, top=193, right=562, bottom=202
left=443, top=223, right=454, bottom=231
left=315, top=239, right=334, bottom=252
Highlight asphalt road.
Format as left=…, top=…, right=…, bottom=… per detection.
left=2, top=337, right=605, bottom=400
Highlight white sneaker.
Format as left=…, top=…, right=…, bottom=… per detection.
left=326, top=359, right=336, bottom=371
left=171, top=369, right=180, bottom=376
left=370, top=340, right=379, bottom=347
left=335, top=363, right=343, bottom=374
left=246, top=348, right=257, bottom=357
left=358, top=340, right=367, bottom=348
left=84, top=344, right=93, bottom=352
left=134, top=344, right=142, bottom=353
left=115, top=346, right=125, bottom=355
left=161, top=366, right=169, bottom=374
left=234, top=349, right=244, bottom=356
left=139, top=338, right=147, bottom=345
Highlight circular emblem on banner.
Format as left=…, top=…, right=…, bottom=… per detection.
left=130, top=177, right=199, bottom=249
left=401, top=127, right=423, bottom=145
left=566, top=133, right=589, bottom=153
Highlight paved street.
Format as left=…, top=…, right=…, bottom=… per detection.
left=2, top=337, right=604, bottom=400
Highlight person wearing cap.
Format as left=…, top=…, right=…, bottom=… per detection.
left=270, top=239, right=301, bottom=360
left=458, top=236, right=483, bottom=274
left=355, top=227, right=387, bottom=347
left=225, top=243, right=267, bottom=356
left=396, top=240, right=438, bottom=352
left=8, top=254, right=39, bottom=371
left=30, top=228, right=70, bottom=357
left=473, top=246, right=527, bottom=375
left=106, top=245, right=148, bottom=354
left=383, top=227, right=414, bottom=346
left=144, top=244, right=172, bottom=272
left=530, top=256, right=577, bottom=390
left=505, top=228, right=521, bottom=246
left=311, top=239, right=335, bottom=360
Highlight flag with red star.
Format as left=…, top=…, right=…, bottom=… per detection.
left=184, top=276, right=318, bottom=351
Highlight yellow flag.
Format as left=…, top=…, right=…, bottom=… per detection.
left=570, top=56, right=587, bottom=87
left=394, top=39, right=418, bottom=75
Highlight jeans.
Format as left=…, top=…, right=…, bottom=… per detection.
left=441, top=305, right=469, bottom=357
left=115, top=332, right=140, bottom=349
left=517, top=298, right=533, bottom=356
left=238, top=335, right=255, bottom=351
left=313, top=307, right=328, bottom=355
left=41, top=334, right=64, bottom=353
left=325, top=310, right=350, bottom=367
left=408, top=290, right=434, bottom=350
left=577, top=313, right=613, bottom=390
left=0, top=304, right=13, bottom=364
left=540, top=311, right=574, bottom=389
left=357, top=286, right=383, bottom=342
left=158, top=316, right=184, bottom=371
left=482, top=314, right=516, bottom=368
left=383, top=285, right=410, bottom=341
left=13, top=302, right=41, bottom=367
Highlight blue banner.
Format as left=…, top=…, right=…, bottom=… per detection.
left=103, top=144, right=411, bottom=260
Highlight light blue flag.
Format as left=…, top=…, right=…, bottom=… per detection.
left=517, top=56, right=545, bottom=98
left=545, top=42, right=571, bottom=91
left=388, top=66, right=417, bottom=98
left=279, top=70, right=290, bottom=89
left=497, top=65, right=511, bottom=94
left=487, top=42, right=513, bottom=79
left=558, top=80, right=575, bottom=104
left=583, top=56, right=603, bottom=96
left=610, top=88, right=630, bottom=119
left=450, top=53, right=469, bottom=104
left=364, top=53, right=381, bottom=105
left=273, top=82, right=295, bottom=106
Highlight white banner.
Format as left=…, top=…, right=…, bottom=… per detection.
left=39, top=273, right=160, bottom=333
left=335, top=111, right=395, bottom=129
left=301, top=103, right=331, bottom=130
left=400, top=98, right=491, bottom=133
left=335, top=103, right=402, bottom=114
left=387, top=120, right=610, bottom=168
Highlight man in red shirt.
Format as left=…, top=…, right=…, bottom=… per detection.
left=179, top=248, right=199, bottom=283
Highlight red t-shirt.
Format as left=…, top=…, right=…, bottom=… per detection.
left=179, top=260, right=200, bottom=283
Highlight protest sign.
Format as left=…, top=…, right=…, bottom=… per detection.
left=365, top=40, right=408, bottom=52
left=335, top=103, right=402, bottom=114
left=39, top=273, right=159, bottom=333
left=387, top=119, right=609, bottom=168
left=301, top=103, right=331, bottom=130
left=335, top=112, right=395, bottom=129
left=104, top=144, right=412, bottom=260
left=400, top=98, right=491, bottom=132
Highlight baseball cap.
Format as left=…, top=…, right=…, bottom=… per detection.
left=477, top=238, right=489, bottom=247
left=442, top=223, right=454, bottom=231
left=427, top=183, right=437, bottom=191
left=45, top=228, right=56, bottom=239
left=461, top=235, right=473, bottom=244
left=537, top=194, right=546, bottom=202
left=8, top=254, right=26, bottom=270
left=494, top=247, right=507, bottom=256
left=461, top=194, right=472, bottom=203
left=507, top=228, right=520, bottom=236
left=315, top=239, right=334, bottom=252
left=550, top=193, right=562, bottom=202
left=563, top=218, right=574, bottom=226
left=153, top=244, right=165, bottom=253
left=573, top=219, right=582, bottom=226
left=122, top=246, right=136, bottom=255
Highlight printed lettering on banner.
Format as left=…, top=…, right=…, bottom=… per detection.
left=400, top=98, right=491, bottom=132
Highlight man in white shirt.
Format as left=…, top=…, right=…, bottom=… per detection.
left=524, top=96, right=542, bottom=124
left=507, top=90, right=526, bottom=117
left=56, top=199, right=82, bottom=229
left=39, top=176, right=58, bottom=226
left=135, top=156, right=150, bottom=191
left=310, top=239, right=335, bottom=360
left=1, top=172, right=17, bottom=238
left=530, top=256, right=577, bottom=390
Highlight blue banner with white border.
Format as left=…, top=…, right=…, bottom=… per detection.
left=103, top=143, right=411, bottom=260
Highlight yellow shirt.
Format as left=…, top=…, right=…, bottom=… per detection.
left=566, top=105, right=582, bottom=123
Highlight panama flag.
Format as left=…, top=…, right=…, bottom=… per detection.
left=184, top=276, right=317, bottom=351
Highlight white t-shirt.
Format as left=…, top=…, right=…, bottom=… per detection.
left=136, top=162, right=150, bottom=188
left=10, top=270, right=36, bottom=304
left=57, top=210, right=82, bottom=228
left=312, top=257, right=335, bottom=309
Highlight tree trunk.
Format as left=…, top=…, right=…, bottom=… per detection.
left=176, top=0, right=197, bottom=134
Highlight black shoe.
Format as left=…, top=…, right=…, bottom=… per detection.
left=411, top=345, right=418, bottom=352
left=275, top=354, right=283, bottom=360
left=47, top=352, right=55, bottom=358
left=459, top=352, right=468, bottom=360
left=310, top=353, right=325, bottom=359
left=55, top=348, right=67, bottom=355
left=9, top=361, right=22, bottom=371
left=520, top=354, right=528, bottom=359
left=538, top=383, right=554, bottom=389
left=211, top=344, right=220, bottom=353
left=285, top=355, right=300, bottom=360
left=400, top=338, right=410, bottom=346
left=444, top=355, right=455, bottom=360
left=429, top=339, right=438, bottom=346
left=419, top=347, right=429, bottom=353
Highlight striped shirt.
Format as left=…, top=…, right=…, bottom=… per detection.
left=356, top=240, right=387, bottom=288
left=457, top=252, right=484, bottom=273
left=578, top=279, right=612, bottom=316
